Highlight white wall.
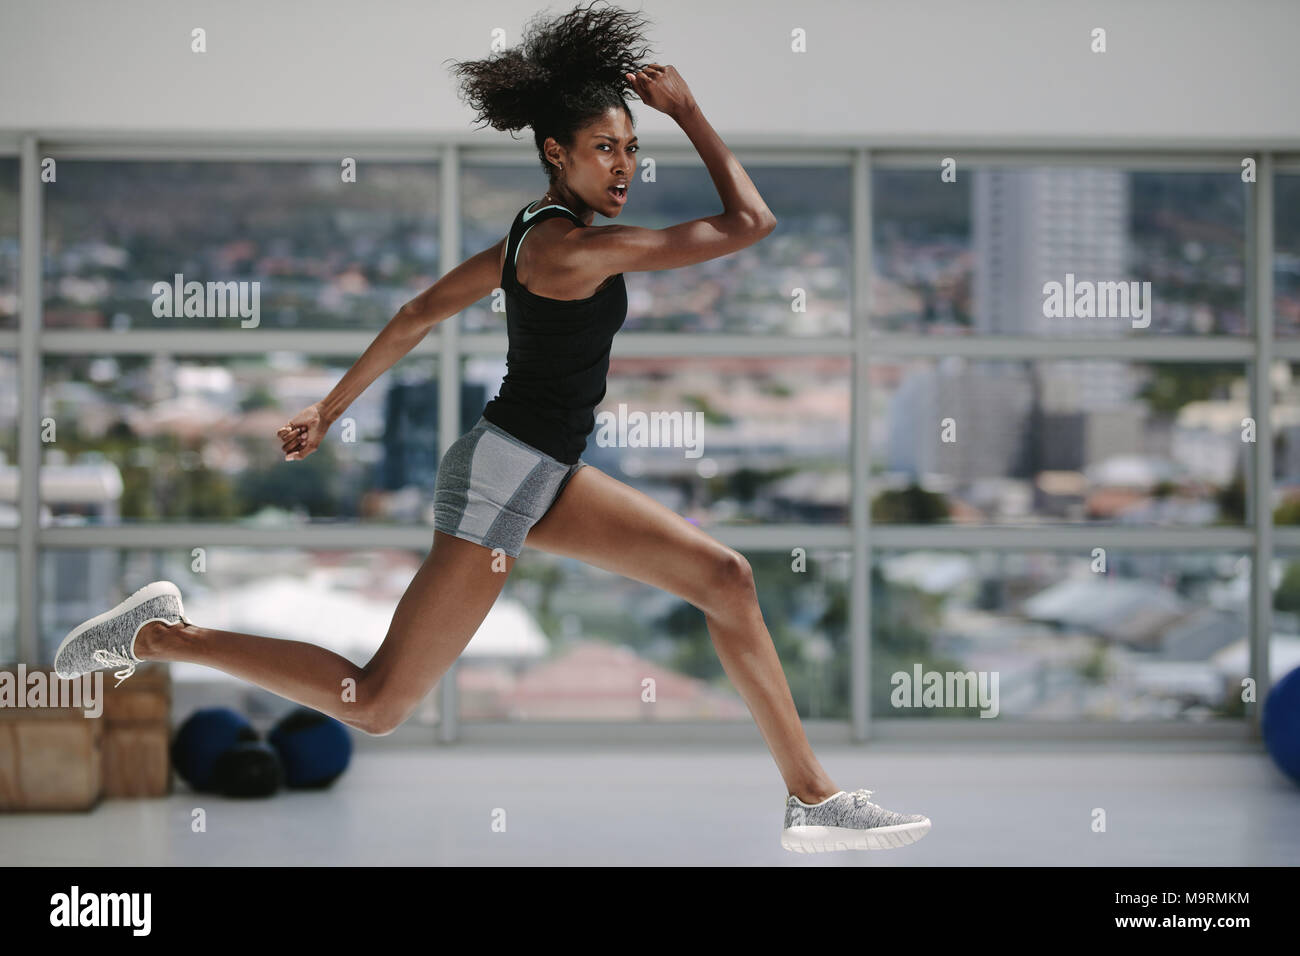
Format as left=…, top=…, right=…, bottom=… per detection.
left=0, top=0, right=1296, bottom=146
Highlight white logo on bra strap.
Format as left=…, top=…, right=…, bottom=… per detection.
left=521, top=203, right=571, bottom=222
left=515, top=204, right=577, bottom=268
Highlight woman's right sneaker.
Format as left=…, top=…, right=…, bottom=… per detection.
left=782, top=788, right=931, bottom=852
left=53, top=580, right=189, bottom=687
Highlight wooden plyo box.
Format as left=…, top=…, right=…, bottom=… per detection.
left=102, top=724, right=171, bottom=798
left=0, top=702, right=103, bottom=812
left=0, top=662, right=175, bottom=808
left=101, top=663, right=173, bottom=799
left=101, top=663, right=171, bottom=724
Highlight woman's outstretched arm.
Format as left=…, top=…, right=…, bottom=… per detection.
left=277, top=237, right=505, bottom=460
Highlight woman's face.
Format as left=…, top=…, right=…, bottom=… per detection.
left=551, top=105, right=637, bottom=218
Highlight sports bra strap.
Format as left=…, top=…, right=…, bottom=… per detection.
left=504, top=203, right=584, bottom=288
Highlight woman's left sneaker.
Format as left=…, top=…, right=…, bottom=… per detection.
left=782, top=788, right=932, bottom=852
left=53, top=580, right=190, bottom=687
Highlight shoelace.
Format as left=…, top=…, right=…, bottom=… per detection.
left=93, top=614, right=192, bottom=688
left=93, top=645, right=137, bottom=688
left=850, top=788, right=876, bottom=808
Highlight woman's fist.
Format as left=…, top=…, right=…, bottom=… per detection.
left=277, top=402, right=328, bottom=462
left=624, top=63, right=696, bottom=119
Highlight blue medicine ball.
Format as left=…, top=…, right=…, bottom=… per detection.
left=171, top=707, right=259, bottom=792
left=1262, top=666, right=1300, bottom=786
left=212, top=741, right=285, bottom=798
left=267, top=707, right=352, bottom=789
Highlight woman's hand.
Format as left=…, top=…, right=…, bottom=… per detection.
left=624, top=63, right=697, bottom=119
left=277, top=402, right=329, bottom=462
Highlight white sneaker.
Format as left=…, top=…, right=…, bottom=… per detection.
left=53, top=580, right=189, bottom=687
left=782, top=788, right=932, bottom=852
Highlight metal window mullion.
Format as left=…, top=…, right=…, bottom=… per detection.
left=460, top=147, right=852, bottom=167
left=470, top=334, right=1259, bottom=360
left=39, top=330, right=443, bottom=356
left=31, top=524, right=1254, bottom=550
left=17, top=135, right=41, bottom=664
left=438, top=145, right=462, bottom=745
left=39, top=139, right=473, bottom=162
left=851, top=148, right=872, bottom=742
left=872, top=151, right=1247, bottom=171
left=449, top=717, right=1251, bottom=745
left=859, top=337, right=1255, bottom=360
left=34, top=330, right=1271, bottom=361
left=868, top=527, right=1253, bottom=549
left=1251, top=153, right=1275, bottom=736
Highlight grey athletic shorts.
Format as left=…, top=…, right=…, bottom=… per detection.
left=432, top=415, right=587, bottom=558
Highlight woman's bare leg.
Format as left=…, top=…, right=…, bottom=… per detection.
left=524, top=466, right=840, bottom=803
left=133, top=532, right=513, bottom=735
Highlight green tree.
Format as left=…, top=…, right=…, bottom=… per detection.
left=871, top=482, right=949, bottom=523
left=1274, top=560, right=1300, bottom=613
left=239, top=383, right=277, bottom=412
left=1077, top=642, right=1110, bottom=683
left=652, top=554, right=849, bottom=718
left=1137, top=364, right=1238, bottom=415
left=869, top=564, right=977, bottom=718
left=1215, top=467, right=1245, bottom=524
left=1275, top=496, right=1300, bottom=526
left=235, top=440, right=340, bottom=516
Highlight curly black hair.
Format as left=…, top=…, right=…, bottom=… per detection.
left=445, top=1, right=655, bottom=179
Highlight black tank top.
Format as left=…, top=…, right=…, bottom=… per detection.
left=481, top=201, right=629, bottom=465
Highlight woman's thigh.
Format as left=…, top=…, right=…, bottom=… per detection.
left=522, top=464, right=749, bottom=614
left=359, top=531, right=514, bottom=721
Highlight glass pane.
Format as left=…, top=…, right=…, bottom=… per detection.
left=0, top=548, right=14, bottom=664
left=1268, top=553, right=1300, bottom=682
left=872, top=167, right=1247, bottom=335
left=462, top=354, right=851, bottom=526
left=43, top=160, right=440, bottom=330
left=459, top=549, right=850, bottom=721
left=0, top=352, right=16, bottom=524
left=872, top=549, right=1250, bottom=721
left=460, top=163, right=851, bottom=335
left=37, top=547, right=436, bottom=725
left=40, top=352, right=443, bottom=524
left=869, top=358, right=1248, bottom=526
left=1277, top=173, right=1300, bottom=336
left=1271, top=361, right=1300, bottom=514
left=0, top=157, right=17, bottom=330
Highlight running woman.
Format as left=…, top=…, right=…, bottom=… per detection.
left=54, top=1, right=930, bottom=853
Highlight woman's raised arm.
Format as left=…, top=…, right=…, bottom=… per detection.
left=553, top=64, right=777, bottom=278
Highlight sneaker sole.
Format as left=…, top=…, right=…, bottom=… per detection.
left=781, top=818, right=932, bottom=852
left=53, top=580, right=183, bottom=678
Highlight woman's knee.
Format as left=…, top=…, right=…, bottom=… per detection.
left=695, top=548, right=755, bottom=616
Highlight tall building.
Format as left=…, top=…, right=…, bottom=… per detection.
left=882, top=170, right=1138, bottom=510
left=973, top=167, right=1133, bottom=414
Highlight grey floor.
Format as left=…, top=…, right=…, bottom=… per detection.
left=3, top=743, right=1297, bottom=865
